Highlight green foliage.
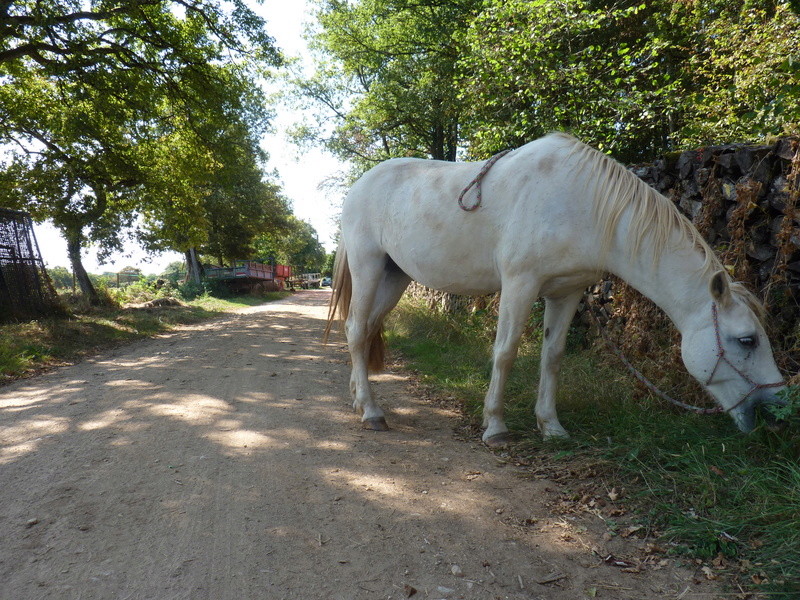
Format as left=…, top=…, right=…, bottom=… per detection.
left=161, top=261, right=187, bottom=282
left=322, top=251, right=336, bottom=277
left=0, top=0, right=285, bottom=299
left=107, top=278, right=174, bottom=305
left=0, top=337, right=51, bottom=378
left=300, top=0, right=800, bottom=167
left=460, top=0, right=800, bottom=157
left=678, top=2, right=800, bottom=144
left=46, top=266, right=73, bottom=290
left=253, top=216, right=327, bottom=273
left=458, top=0, right=681, bottom=161
left=385, top=295, right=800, bottom=594
left=772, top=385, right=800, bottom=423
left=298, top=0, right=481, bottom=172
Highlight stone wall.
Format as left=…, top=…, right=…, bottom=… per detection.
left=634, top=137, right=800, bottom=309
left=405, top=281, right=492, bottom=314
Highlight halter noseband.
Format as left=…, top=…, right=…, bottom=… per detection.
left=705, top=302, right=785, bottom=414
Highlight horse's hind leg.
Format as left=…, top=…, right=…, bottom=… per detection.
left=346, top=256, right=410, bottom=430
left=366, top=266, right=411, bottom=343
left=535, top=291, right=583, bottom=438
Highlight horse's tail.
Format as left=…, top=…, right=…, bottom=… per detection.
left=323, top=244, right=350, bottom=344
left=323, top=244, right=385, bottom=373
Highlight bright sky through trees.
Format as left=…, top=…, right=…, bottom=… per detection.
left=33, top=0, right=342, bottom=275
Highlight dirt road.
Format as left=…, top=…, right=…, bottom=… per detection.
left=0, top=291, right=723, bottom=599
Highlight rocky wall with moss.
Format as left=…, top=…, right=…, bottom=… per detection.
left=619, top=137, right=800, bottom=382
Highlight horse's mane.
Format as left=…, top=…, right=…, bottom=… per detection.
left=547, top=132, right=765, bottom=317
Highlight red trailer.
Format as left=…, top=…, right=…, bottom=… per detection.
left=205, top=260, right=292, bottom=293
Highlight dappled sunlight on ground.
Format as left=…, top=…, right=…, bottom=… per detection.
left=205, top=428, right=280, bottom=454
left=0, top=290, right=723, bottom=599
left=0, top=416, right=70, bottom=464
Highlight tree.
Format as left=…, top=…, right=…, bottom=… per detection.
left=677, top=1, right=800, bottom=145
left=297, top=0, right=481, bottom=173
left=46, top=266, right=73, bottom=290
left=299, top=0, right=799, bottom=170
left=254, top=217, right=326, bottom=274
left=457, top=0, right=690, bottom=161
left=200, top=162, right=292, bottom=267
left=0, top=0, right=282, bottom=302
left=457, top=0, right=800, bottom=160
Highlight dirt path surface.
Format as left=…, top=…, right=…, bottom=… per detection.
left=1, top=290, right=725, bottom=600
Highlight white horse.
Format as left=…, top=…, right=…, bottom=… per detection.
left=326, top=133, right=785, bottom=446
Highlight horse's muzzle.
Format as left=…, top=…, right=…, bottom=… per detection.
left=733, top=391, right=788, bottom=433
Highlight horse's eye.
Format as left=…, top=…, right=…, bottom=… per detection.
left=738, top=336, right=757, bottom=349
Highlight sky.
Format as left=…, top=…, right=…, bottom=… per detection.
left=33, top=0, right=343, bottom=275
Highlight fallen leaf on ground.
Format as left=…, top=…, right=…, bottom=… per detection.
left=701, top=566, right=718, bottom=580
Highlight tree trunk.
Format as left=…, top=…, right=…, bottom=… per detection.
left=185, top=248, right=203, bottom=284
left=431, top=123, right=445, bottom=161
left=66, top=234, right=100, bottom=305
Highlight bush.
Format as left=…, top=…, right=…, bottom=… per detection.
left=176, top=279, right=230, bottom=300
left=108, top=278, right=177, bottom=304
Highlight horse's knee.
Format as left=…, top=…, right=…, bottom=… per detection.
left=493, top=344, right=518, bottom=367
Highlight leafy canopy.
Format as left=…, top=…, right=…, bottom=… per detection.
left=0, top=0, right=288, bottom=294
left=299, top=0, right=800, bottom=167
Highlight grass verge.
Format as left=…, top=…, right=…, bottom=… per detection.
left=385, top=296, right=800, bottom=597
left=0, top=292, right=290, bottom=382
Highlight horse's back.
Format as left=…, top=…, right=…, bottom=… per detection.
left=341, top=136, right=603, bottom=295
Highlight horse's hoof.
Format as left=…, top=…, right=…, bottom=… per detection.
left=541, top=427, right=570, bottom=440
left=362, top=417, right=389, bottom=431
left=483, top=432, right=512, bottom=448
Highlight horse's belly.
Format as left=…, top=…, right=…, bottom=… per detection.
left=380, top=212, right=502, bottom=294
left=396, top=257, right=501, bottom=296
left=538, top=270, right=598, bottom=296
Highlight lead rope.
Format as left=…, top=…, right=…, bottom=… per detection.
left=586, top=303, right=723, bottom=414
left=589, top=300, right=784, bottom=415
left=458, top=149, right=513, bottom=211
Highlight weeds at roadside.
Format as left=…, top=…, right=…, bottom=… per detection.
left=0, top=291, right=290, bottom=381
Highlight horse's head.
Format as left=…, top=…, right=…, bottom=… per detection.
left=680, top=272, right=786, bottom=432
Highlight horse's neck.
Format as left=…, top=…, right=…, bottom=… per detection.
left=608, top=234, right=710, bottom=333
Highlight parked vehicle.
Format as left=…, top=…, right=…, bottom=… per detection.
left=291, top=272, right=322, bottom=289
left=204, top=260, right=292, bottom=293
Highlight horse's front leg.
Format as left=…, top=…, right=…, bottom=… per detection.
left=535, top=292, right=583, bottom=438
left=482, top=279, right=540, bottom=447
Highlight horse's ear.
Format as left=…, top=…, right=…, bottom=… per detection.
left=710, top=270, right=732, bottom=307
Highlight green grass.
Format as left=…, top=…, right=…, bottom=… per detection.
left=0, top=291, right=290, bottom=381
left=385, top=296, right=800, bottom=596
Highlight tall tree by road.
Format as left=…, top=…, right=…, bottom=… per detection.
left=296, top=0, right=481, bottom=173
left=0, top=0, right=282, bottom=302
left=458, top=0, right=800, bottom=161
